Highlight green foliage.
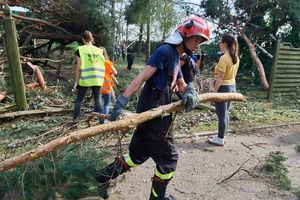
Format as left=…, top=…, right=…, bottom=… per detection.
left=201, top=0, right=226, bottom=19
left=295, top=145, right=300, bottom=153
left=0, top=76, right=4, bottom=91
left=14, top=0, right=114, bottom=49
left=201, top=0, right=300, bottom=87
left=64, top=41, right=79, bottom=51
left=125, top=0, right=150, bottom=24
left=265, top=151, right=292, bottom=191
left=0, top=145, right=109, bottom=199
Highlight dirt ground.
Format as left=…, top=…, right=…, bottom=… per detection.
left=94, top=124, right=300, bottom=200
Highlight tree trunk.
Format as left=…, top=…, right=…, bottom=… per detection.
left=241, top=31, right=269, bottom=90
left=0, top=92, right=245, bottom=172
left=146, top=17, right=151, bottom=61
left=3, top=5, right=28, bottom=110
left=137, top=23, right=144, bottom=55
left=111, top=0, right=116, bottom=61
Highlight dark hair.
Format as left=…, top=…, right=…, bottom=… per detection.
left=82, top=30, right=94, bottom=44
left=221, top=34, right=239, bottom=64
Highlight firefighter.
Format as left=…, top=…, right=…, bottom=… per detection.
left=95, top=16, right=210, bottom=200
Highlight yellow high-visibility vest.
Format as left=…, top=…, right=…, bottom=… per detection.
left=78, top=45, right=105, bottom=87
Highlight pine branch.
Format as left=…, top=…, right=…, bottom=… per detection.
left=0, top=93, right=245, bottom=172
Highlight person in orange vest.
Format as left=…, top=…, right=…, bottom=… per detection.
left=100, top=47, right=118, bottom=115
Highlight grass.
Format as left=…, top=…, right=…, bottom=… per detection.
left=294, top=188, right=300, bottom=200
left=189, top=85, right=300, bottom=133
left=1, top=53, right=299, bottom=199
left=112, top=57, right=300, bottom=134
left=265, top=151, right=292, bottom=191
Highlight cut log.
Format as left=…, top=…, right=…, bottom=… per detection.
left=26, top=62, right=47, bottom=92
left=0, top=91, right=7, bottom=102
left=0, top=92, right=245, bottom=172
left=25, top=81, right=40, bottom=89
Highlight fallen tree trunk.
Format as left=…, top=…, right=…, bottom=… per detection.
left=241, top=31, right=269, bottom=90
left=0, top=92, right=245, bottom=172
left=0, top=104, right=16, bottom=114
left=0, top=108, right=73, bottom=120
left=26, top=62, right=47, bottom=92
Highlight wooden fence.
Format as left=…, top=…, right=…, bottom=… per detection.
left=267, top=40, right=300, bottom=100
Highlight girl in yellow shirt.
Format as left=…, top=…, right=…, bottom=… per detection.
left=208, top=34, right=239, bottom=146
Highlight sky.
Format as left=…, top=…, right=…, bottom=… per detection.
left=10, top=1, right=217, bottom=42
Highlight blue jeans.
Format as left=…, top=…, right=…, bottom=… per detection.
left=215, top=85, right=236, bottom=139
left=73, top=86, right=103, bottom=119
left=101, top=92, right=112, bottom=114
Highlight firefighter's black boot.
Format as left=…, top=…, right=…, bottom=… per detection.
left=149, top=176, right=177, bottom=200
left=95, top=156, right=130, bottom=199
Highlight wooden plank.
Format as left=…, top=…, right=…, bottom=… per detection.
left=273, top=92, right=297, bottom=96
left=275, top=74, right=300, bottom=78
left=275, top=77, right=300, bottom=83
left=273, top=87, right=299, bottom=92
left=276, top=69, right=300, bottom=74
left=279, top=51, right=300, bottom=56
left=277, top=64, right=300, bottom=69
left=268, top=39, right=280, bottom=100
left=278, top=54, right=300, bottom=60
left=280, top=45, right=300, bottom=51
left=273, top=83, right=300, bottom=88
left=274, top=79, right=300, bottom=84
left=277, top=60, right=300, bottom=65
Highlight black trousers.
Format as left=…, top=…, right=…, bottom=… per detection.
left=127, top=114, right=178, bottom=177
left=127, top=54, right=134, bottom=70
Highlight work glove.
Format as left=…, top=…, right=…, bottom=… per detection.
left=181, top=83, right=199, bottom=112
left=110, top=95, right=129, bottom=121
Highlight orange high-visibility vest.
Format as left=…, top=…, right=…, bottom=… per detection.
left=101, top=60, right=114, bottom=94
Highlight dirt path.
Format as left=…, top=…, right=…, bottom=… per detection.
left=99, top=124, right=300, bottom=200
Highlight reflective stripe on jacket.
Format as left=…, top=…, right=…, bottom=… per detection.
left=101, top=60, right=114, bottom=94
left=78, top=45, right=105, bottom=87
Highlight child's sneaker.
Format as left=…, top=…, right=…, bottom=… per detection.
left=207, top=135, right=224, bottom=146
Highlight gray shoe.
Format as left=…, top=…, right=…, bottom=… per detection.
left=98, top=182, right=110, bottom=199
left=164, top=195, right=177, bottom=200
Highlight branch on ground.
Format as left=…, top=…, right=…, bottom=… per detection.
left=0, top=92, right=245, bottom=172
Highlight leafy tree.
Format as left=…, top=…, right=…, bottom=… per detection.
left=201, top=0, right=300, bottom=89
left=11, top=0, right=115, bottom=47
left=125, top=0, right=178, bottom=58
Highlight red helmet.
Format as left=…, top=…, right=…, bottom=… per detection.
left=176, top=16, right=210, bottom=42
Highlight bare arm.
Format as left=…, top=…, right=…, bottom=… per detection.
left=176, top=77, right=187, bottom=94
left=110, top=65, right=117, bottom=76
left=214, top=70, right=224, bottom=92
left=75, top=57, right=81, bottom=84
left=123, top=65, right=157, bottom=98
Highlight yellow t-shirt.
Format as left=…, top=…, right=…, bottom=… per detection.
left=214, top=53, right=239, bottom=85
